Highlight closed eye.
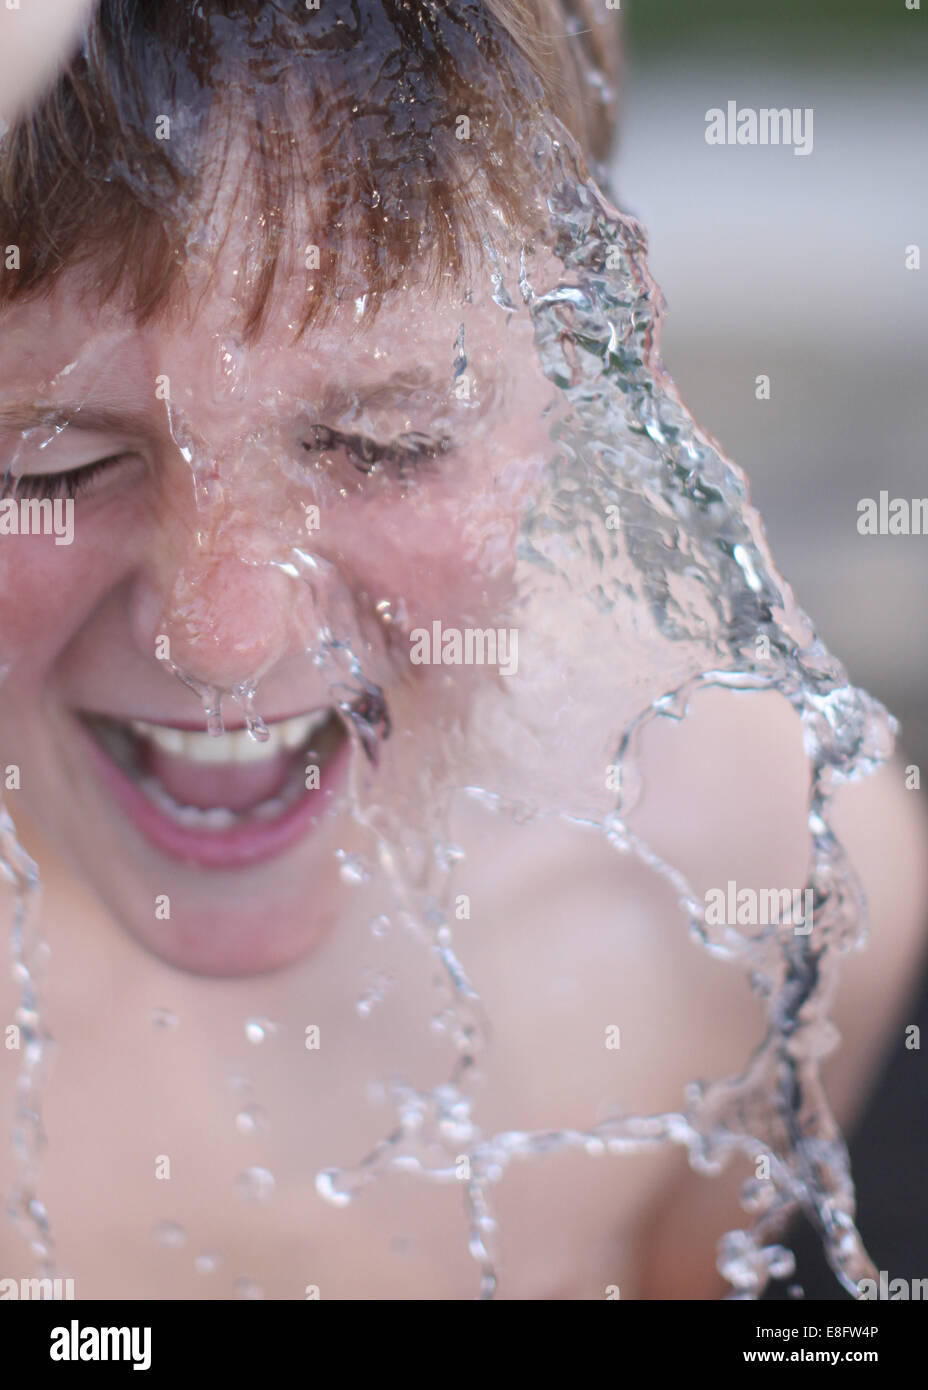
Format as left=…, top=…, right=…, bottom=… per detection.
left=0, top=426, right=453, bottom=500
left=301, top=425, right=451, bottom=476
left=0, top=453, right=138, bottom=502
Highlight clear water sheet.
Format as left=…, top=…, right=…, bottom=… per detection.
left=0, top=2, right=895, bottom=1299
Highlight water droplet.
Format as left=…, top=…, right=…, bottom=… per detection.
left=196, top=681, right=224, bottom=735
left=355, top=969, right=394, bottom=1017
left=235, top=1103, right=268, bottom=1136
left=195, top=475, right=224, bottom=508
left=165, top=661, right=226, bottom=735
left=234, top=1276, right=264, bottom=1299
left=765, top=1244, right=796, bottom=1281
left=236, top=1166, right=275, bottom=1203
left=452, top=322, right=467, bottom=379
left=370, top=914, right=391, bottom=937
left=244, top=1017, right=278, bottom=1044
left=316, top=1169, right=353, bottom=1207
left=27, top=1197, right=49, bottom=1227
left=230, top=682, right=270, bottom=742
left=150, top=1008, right=178, bottom=1030
left=153, top=1221, right=186, bottom=1247
left=335, top=850, right=371, bottom=885
left=214, top=338, right=250, bottom=403
left=195, top=1252, right=221, bottom=1275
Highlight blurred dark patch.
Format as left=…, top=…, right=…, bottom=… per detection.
left=766, top=954, right=928, bottom=1300
left=626, top=0, right=913, bottom=54
left=763, top=702, right=928, bottom=1300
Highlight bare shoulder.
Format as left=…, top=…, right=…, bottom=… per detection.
left=465, top=682, right=928, bottom=1133
left=451, top=686, right=928, bottom=1296
left=645, top=683, right=928, bottom=1112
left=630, top=686, right=928, bottom=1296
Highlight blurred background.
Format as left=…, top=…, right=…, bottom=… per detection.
left=610, top=0, right=928, bottom=1298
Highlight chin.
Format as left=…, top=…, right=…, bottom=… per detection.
left=115, top=892, right=340, bottom=978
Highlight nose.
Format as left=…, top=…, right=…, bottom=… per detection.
left=130, top=545, right=300, bottom=690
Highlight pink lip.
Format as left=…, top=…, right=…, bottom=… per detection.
left=78, top=717, right=351, bottom=870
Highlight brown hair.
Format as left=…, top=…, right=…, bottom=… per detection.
left=0, top=0, right=620, bottom=337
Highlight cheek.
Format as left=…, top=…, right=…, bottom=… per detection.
left=0, top=536, right=118, bottom=675
left=326, top=488, right=525, bottom=627
left=320, top=444, right=546, bottom=628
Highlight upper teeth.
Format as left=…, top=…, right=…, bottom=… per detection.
left=129, top=711, right=329, bottom=763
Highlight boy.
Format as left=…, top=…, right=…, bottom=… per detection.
left=0, top=0, right=924, bottom=1300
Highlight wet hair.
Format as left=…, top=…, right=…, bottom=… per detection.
left=0, top=0, right=620, bottom=337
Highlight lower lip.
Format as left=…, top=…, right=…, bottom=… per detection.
left=79, top=719, right=351, bottom=870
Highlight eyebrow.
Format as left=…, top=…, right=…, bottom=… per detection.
left=0, top=402, right=157, bottom=436
left=0, top=366, right=466, bottom=439
left=319, top=366, right=454, bottom=414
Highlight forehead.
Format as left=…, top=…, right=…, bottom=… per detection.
left=0, top=112, right=558, bottom=449
left=0, top=255, right=538, bottom=448
left=0, top=56, right=564, bottom=451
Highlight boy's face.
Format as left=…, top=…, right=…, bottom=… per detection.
left=0, top=225, right=555, bottom=976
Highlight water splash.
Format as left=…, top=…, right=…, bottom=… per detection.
left=161, top=663, right=271, bottom=742
left=306, top=170, right=893, bottom=1300
left=1, top=792, right=54, bottom=1276
left=0, top=1, right=902, bottom=1305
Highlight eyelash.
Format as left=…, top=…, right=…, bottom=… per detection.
left=0, top=455, right=124, bottom=502
left=0, top=429, right=451, bottom=502
left=302, top=426, right=451, bottom=475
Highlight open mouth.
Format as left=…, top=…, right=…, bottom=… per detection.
left=79, top=706, right=352, bottom=868
left=87, top=708, right=343, bottom=825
